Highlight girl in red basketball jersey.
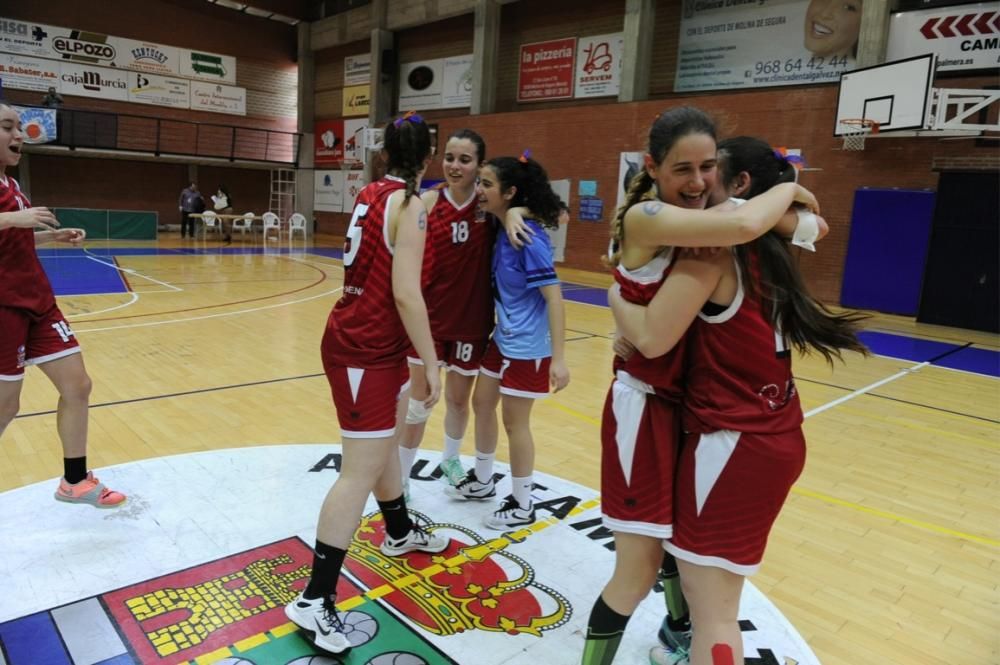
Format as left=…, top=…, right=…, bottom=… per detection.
left=610, top=137, right=866, bottom=665
left=0, top=102, right=126, bottom=509
left=580, top=107, right=822, bottom=665
left=285, top=112, right=449, bottom=655
left=397, top=129, right=496, bottom=494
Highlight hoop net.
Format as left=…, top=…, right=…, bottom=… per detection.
left=839, top=118, right=879, bottom=151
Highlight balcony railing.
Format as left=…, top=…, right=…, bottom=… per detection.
left=23, top=104, right=301, bottom=166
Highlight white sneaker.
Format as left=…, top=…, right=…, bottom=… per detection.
left=649, top=645, right=690, bottom=665
left=380, top=524, right=449, bottom=556
left=483, top=495, right=536, bottom=530
left=446, top=469, right=496, bottom=500
left=285, top=593, right=351, bottom=654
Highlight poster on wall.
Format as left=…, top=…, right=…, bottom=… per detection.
left=518, top=38, right=576, bottom=102
left=887, top=2, right=999, bottom=71
left=342, top=83, right=370, bottom=117
left=314, top=119, right=345, bottom=165
left=112, top=38, right=180, bottom=76
left=343, top=118, right=368, bottom=163
left=127, top=71, right=189, bottom=108
left=398, top=59, right=444, bottom=110
left=0, top=53, right=60, bottom=91
left=441, top=55, right=474, bottom=108
left=342, top=169, right=367, bottom=213
left=674, top=0, right=856, bottom=92
left=314, top=170, right=345, bottom=212
left=179, top=49, right=237, bottom=84
left=574, top=33, right=623, bottom=99
left=0, top=17, right=51, bottom=57
left=615, top=152, right=644, bottom=218
left=59, top=61, right=129, bottom=100
left=190, top=80, right=246, bottom=115
left=344, top=53, right=371, bottom=85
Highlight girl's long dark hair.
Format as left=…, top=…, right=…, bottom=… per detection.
left=383, top=114, right=432, bottom=204
left=484, top=155, right=562, bottom=229
left=719, top=136, right=868, bottom=363
left=609, top=106, right=717, bottom=266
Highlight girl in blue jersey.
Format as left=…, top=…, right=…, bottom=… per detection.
left=451, top=153, right=569, bottom=530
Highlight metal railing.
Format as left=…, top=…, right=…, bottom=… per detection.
left=22, top=104, right=301, bottom=166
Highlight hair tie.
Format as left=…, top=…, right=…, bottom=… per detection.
left=518, top=149, right=532, bottom=163
left=773, top=147, right=805, bottom=170
left=394, top=111, right=423, bottom=128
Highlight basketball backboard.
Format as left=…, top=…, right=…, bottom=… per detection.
left=834, top=54, right=936, bottom=135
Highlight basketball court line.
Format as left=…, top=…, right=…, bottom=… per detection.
left=84, top=253, right=183, bottom=292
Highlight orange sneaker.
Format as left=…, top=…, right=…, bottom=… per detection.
left=54, top=472, right=127, bottom=508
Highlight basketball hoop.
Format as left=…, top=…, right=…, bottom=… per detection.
left=839, top=118, right=879, bottom=151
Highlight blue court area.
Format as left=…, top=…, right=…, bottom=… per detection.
left=859, top=331, right=1000, bottom=378
left=38, top=252, right=129, bottom=297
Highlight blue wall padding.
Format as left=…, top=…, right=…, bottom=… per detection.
left=839, top=188, right=935, bottom=315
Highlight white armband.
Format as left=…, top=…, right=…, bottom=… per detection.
left=791, top=209, right=819, bottom=252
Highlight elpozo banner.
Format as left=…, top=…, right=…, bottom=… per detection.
left=887, top=2, right=1000, bottom=71
left=674, top=0, right=857, bottom=92
left=0, top=16, right=236, bottom=84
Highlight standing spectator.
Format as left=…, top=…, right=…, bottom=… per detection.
left=41, top=87, right=64, bottom=108
left=178, top=181, right=204, bottom=239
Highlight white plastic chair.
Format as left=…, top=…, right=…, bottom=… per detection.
left=232, top=212, right=255, bottom=238
left=262, top=211, right=281, bottom=241
left=288, top=213, right=307, bottom=240
left=200, top=210, right=220, bottom=237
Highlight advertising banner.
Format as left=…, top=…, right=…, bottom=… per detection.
left=344, top=53, right=371, bottom=85
left=574, top=33, right=623, bottom=98
left=343, top=118, right=368, bottom=163
left=180, top=49, right=237, bottom=84
left=13, top=106, right=57, bottom=143
left=518, top=38, right=576, bottom=102
left=112, top=38, right=180, bottom=76
left=59, top=61, right=129, bottom=100
left=314, top=170, right=345, bottom=212
left=127, top=71, right=189, bottom=108
left=342, top=83, right=370, bottom=117
left=887, top=3, right=1000, bottom=71
left=441, top=55, right=474, bottom=108
left=190, top=80, right=246, bottom=115
left=398, top=59, right=444, bottom=110
left=0, top=52, right=60, bottom=91
left=315, top=119, right=345, bottom=165
left=674, top=0, right=856, bottom=92
left=342, top=169, right=367, bottom=213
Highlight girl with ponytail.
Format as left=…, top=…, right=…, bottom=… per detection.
left=582, top=108, right=821, bottom=665
left=611, top=135, right=866, bottom=665
left=450, top=152, right=570, bottom=531
left=287, top=111, right=450, bottom=655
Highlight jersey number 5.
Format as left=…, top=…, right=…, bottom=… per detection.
left=343, top=203, right=370, bottom=268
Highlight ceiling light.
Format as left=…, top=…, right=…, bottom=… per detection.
left=243, top=6, right=273, bottom=17
left=269, top=13, right=300, bottom=25
left=214, top=0, right=247, bottom=9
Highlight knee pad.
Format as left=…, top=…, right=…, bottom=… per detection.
left=405, top=397, right=432, bottom=425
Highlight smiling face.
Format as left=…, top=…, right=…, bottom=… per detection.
left=646, top=132, right=718, bottom=210
left=476, top=165, right=512, bottom=217
left=804, top=0, right=862, bottom=57
left=0, top=105, right=24, bottom=171
left=442, top=137, right=481, bottom=191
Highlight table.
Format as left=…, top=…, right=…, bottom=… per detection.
left=189, top=213, right=264, bottom=240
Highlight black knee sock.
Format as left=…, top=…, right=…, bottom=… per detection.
left=377, top=495, right=413, bottom=540
left=580, top=594, right=630, bottom=665
left=660, top=552, right=691, bottom=631
left=63, top=457, right=87, bottom=485
left=303, top=540, right=347, bottom=604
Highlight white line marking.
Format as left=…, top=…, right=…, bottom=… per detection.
left=85, top=255, right=182, bottom=292
left=66, top=292, right=140, bottom=319
left=72, top=287, right=342, bottom=334
left=804, top=361, right=931, bottom=418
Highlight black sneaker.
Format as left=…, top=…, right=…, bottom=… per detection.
left=446, top=469, right=497, bottom=500
left=484, top=495, right=536, bottom=530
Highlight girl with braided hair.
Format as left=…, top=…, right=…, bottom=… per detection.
left=581, top=107, right=820, bottom=665
left=285, top=112, right=449, bottom=655
left=611, top=134, right=866, bottom=665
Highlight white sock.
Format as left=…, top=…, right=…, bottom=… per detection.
left=511, top=475, right=533, bottom=509
left=442, top=434, right=463, bottom=460
left=474, top=452, right=495, bottom=484
left=398, top=446, right=418, bottom=484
